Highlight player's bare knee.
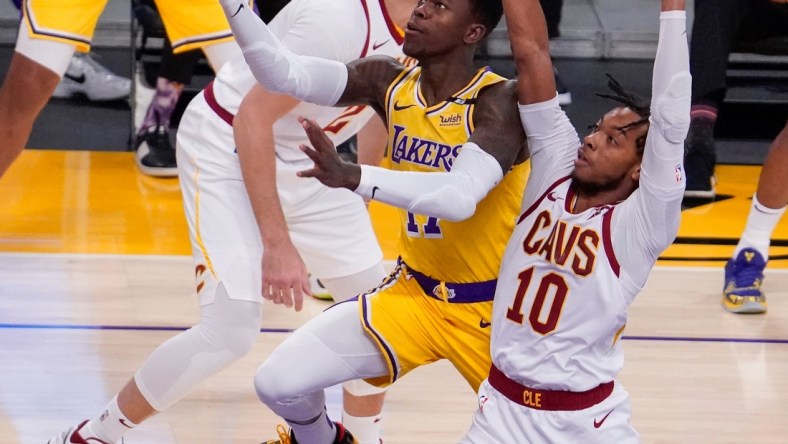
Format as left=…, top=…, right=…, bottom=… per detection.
left=342, top=379, right=386, bottom=397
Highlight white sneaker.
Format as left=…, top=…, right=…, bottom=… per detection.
left=48, top=420, right=111, bottom=444
left=53, top=53, right=131, bottom=101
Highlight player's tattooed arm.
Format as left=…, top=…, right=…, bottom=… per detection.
left=338, top=56, right=406, bottom=116
left=468, top=80, right=530, bottom=171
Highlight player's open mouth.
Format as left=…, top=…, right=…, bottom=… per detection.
left=575, top=149, right=591, bottom=166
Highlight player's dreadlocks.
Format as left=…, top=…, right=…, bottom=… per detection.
left=595, top=74, right=651, bottom=155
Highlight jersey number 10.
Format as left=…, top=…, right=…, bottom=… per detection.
left=506, top=267, right=569, bottom=334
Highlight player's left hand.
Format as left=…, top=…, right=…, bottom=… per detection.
left=297, top=116, right=362, bottom=189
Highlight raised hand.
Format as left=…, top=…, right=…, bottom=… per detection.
left=297, top=116, right=362, bottom=190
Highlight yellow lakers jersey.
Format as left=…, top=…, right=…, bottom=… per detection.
left=383, top=66, right=529, bottom=283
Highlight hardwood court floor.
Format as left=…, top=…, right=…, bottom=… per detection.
left=1, top=151, right=788, bottom=443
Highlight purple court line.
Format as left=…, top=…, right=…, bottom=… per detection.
left=1, top=323, right=787, bottom=344
left=0, top=323, right=293, bottom=334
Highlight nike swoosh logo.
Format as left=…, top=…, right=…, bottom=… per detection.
left=231, top=3, right=244, bottom=17
left=371, top=186, right=380, bottom=199
left=393, top=101, right=416, bottom=111
left=372, top=39, right=390, bottom=50
left=479, top=319, right=491, bottom=328
left=119, top=418, right=134, bottom=429
left=593, top=409, right=614, bottom=428
left=64, top=72, right=86, bottom=83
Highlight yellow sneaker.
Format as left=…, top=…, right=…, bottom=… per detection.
left=261, top=424, right=292, bottom=444
left=309, top=274, right=334, bottom=301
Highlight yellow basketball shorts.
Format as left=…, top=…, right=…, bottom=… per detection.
left=155, top=0, right=250, bottom=53
left=359, top=263, right=494, bottom=392
left=21, top=0, right=108, bottom=52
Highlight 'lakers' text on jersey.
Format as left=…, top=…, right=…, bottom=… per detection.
left=383, top=66, right=529, bottom=283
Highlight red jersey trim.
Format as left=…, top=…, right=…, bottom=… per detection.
left=358, top=0, right=372, bottom=58
left=602, top=208, right=621, bottom=277
left=378, top=0, right=405, bottom=44
left=517, top=176, right=571, bottom=224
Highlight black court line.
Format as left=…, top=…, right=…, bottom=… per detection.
left=659, top=236, right=788, bottom=262
left=1, top=323, right=787, bottom=344
left=659, top=254, right=788, bottom=262
left=672, top=236, right=788, bottom=247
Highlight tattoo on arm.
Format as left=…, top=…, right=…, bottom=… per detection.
left=468, top=81, right=529, bottom=171
left=338, top=56, right=406, bottom=111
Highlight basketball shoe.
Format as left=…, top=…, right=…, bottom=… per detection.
left=47, top=420, right=112, bottom=444
left=135, top=125, right=178, bottom=177
left=309, top=274, right=334, bottom=301
left=262, top=422, right=358, bottom=444
left=722, top=248, right=767, bottom=314
left=53, top=53, right=131, bottom=102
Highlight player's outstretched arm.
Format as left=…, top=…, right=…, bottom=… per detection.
left=219, top=0, right=400, bottom=109
left=297, top=83, right=526, bottom=223
left=640, top=0, right=690, bottom=194
left=612, top=0, right=691, bottom=285
left=502, top=0, right=556, bottom=105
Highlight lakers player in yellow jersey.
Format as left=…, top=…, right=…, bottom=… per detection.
left=219, top=0, right=529, bottom=441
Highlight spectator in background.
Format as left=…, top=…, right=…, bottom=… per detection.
left=722, top=119, right=788, bottom=314
left=684, top=0, right=788, bottom=198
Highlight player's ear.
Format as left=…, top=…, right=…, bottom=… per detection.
left=631, top=165, right=641, bottom=182
left=464, top=23, right=486, bottom=45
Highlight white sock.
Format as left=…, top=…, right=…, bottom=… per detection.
left=734, top=194, right=786, bottom=260
left=82, top=395, right=137, bottom=443
left=288, top=409, right=337, bottom=444
left=342, top=411, right=382, bottom=444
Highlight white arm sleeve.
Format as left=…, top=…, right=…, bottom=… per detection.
left=354, top=143, right=504, bottom=222
left=612, top=10, right=691, bottom=290
left=219, top=0, right=348, bottom=106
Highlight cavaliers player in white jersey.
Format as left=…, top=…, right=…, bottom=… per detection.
left=295, top=0, right=688, bottom=441
left=458, top=0, right=691, bottom=441
left=47, top=1, right=415, bottom=443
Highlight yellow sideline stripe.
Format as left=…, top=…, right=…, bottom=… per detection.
left=1, top=150, right=786, bottom=268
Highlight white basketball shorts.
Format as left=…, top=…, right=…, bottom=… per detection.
left=176, top=91, right=383, bottom=305
left=461, top=378, right=640, bottom=443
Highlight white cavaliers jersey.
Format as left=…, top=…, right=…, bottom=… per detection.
left=491, top=176, right=628, bottom=392
left=210, top=0, right=408, bottom=162
left=491, top=95, right=684, bottom=392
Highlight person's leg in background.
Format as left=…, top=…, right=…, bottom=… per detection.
left=6, top=0, right=130, bottom=103
left=0, top=37, right=68, bottom=178
left=684, top=0, right=750, bottom=198
left=723, top=120, right=788, bottom=314
left=133, top=0, right=243, bottom=177
left=135, top=37, right=202, bottom=177
left=0, top=0, right=106, bottom=179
